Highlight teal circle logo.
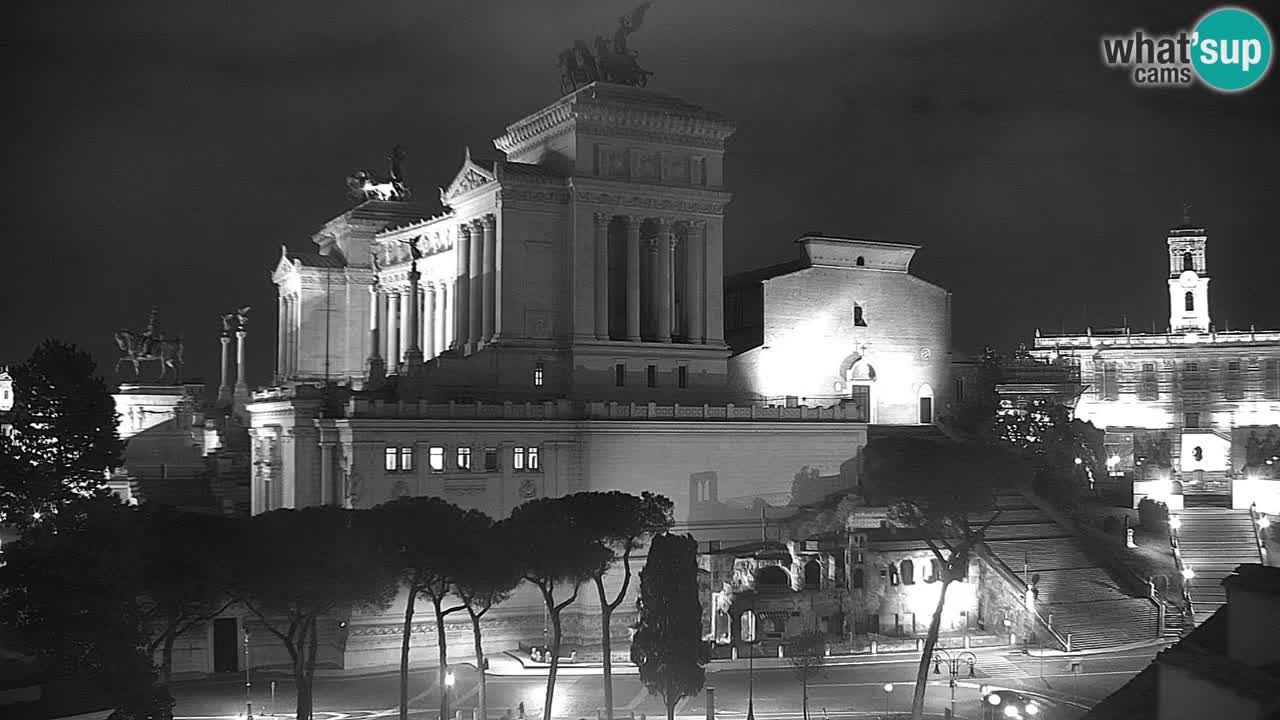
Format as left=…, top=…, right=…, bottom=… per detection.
left=1192, top=7, right=1273, bottom=92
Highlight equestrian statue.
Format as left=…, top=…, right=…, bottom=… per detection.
left=114, top=308, right=185, bottom=382
left=346, top=144, right=411, bottom=202
left=559, top=2, right=654, bottom=95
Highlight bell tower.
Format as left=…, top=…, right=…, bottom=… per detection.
left=1167, top=208, right=1211, bottom=334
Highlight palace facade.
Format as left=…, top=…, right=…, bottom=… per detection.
left=1031, top=222, right=1280, bottom=512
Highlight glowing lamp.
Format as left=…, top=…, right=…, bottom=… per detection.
left=987, top=693, right=1002, bottom=706
left=1182, top=566, right=1195, bottom=580
left=31, top=511, right=41, bottom=520
left=1026, top=701, right=1040, bottom=716
left=445, top=670, right=456, bottom=687
left=883, top=683, right=894, bottom=693
left=1074, top=457, right=1083, bottom=465
left=1258, top=516, right=1271, bottom=530
left=1169, top=516, right=1182, bottom=531
left=1004, top=704, right=1020, bottom=717
left=1107, top=455, right=1120, bottom=467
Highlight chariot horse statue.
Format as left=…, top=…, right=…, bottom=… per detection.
left=115, top=309, right=184, bottom=381
left=558, top=2, right=653, bottom=93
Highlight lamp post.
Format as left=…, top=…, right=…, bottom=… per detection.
left=930, top=649, right=977, bottom=719
left=443, top=667, right=456, bottom=720
left=243, top=627, right=253, bottom=720
left=743, top=611, right=757, bottom=720
left=882, top=683, right=893, bottom=719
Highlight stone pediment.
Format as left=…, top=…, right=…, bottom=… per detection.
left=441, top=147, right=496, bottom=205
left=272, top=245, right=297, bottom=283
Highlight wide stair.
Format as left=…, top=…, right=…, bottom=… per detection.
left=978, top=491, right=1160, bottom=651
left=1175, top=507, right=1262, bottom=625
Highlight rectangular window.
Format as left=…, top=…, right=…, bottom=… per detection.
left=954, top=378, right=965, bottom=404
left=513, top=446, right=526, bottom=471
left=1184, top=412, right=1200, bottom=428
left=534, top=362, right=544, bottom=387
left=399, top=447, right=414, bottom=472
left=484, top=447, right=498, bottom=471
left=385, top=447, right=398, bottom=472
left=429, top=446, right=445, bottom=473
left=615, top=363, right=626, bottom=387
left=1142, top=363, right=1155, bottom=372
left=678, top=366, right=688, bottom=389
left=1102, top=362, right=1119, bottom=400
left=647, top=365, right=657, bottom=388
left=456, top=447, right=472, bottom=471
left=1185, top=362, right=1199, bottom=372
left=527, top=445, right=540, bottom=470
left=1228, top=360, right=1241, bottom=372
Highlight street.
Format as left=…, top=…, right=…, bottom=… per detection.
left=170, top=645, right=1163, bottom=720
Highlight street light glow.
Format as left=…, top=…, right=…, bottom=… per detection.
left=883, top=683, right=893, bottom=693
left=1182, top=566, right=1196, bottom=580
left=987, top=693, right=1002, bottom=706
left=1169, top=516, right=1182, bottom=531
left=445, top=670, right=456, bottom=687
left=1004, top=704, right=1020, bottom=718
left=1025, top=701, right=1040, bottom=716
left=1259, top=516, right=1271, bottom=530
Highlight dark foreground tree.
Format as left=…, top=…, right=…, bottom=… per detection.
left=0, top=340, right=123, bottom=528
left=454, top=514, right=522, bottom=720
left=139, top=507, right=238, bottom=684
left=631, top=533, right=708, bottom=720
left=503, top=496, right=610, bottom=720
left=237, top=507, right=397, bottom=720
left=0, top=495, right=172, bottom=719
left=863, top=436, right=1029, bottom=720
left=569, top=491, right=674, bottom=720
left=787, top=630, right=827, bottom=720
left=374, top=497, right=485, bottom=720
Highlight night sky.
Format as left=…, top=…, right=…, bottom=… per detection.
left=6, top=1, right=1279, bottom=390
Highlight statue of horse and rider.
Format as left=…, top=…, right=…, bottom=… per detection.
left=345, top=145, right=410, bottom=202
left=115, top=309, right=184, bottom=382
left=558, top=2, right=654, bottom=94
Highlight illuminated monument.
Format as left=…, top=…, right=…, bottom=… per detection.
left=1032, top=216, right=1280, bottom=511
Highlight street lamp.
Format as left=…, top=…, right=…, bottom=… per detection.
left=931, top=649, right=977, bottom=718
left=443, top=667, right=456, bottom=719
left=743, top=611, right=758, bottom=720
left=243, top=627, right=253, bottom=720
left=882, top=683, right=893, bottom=719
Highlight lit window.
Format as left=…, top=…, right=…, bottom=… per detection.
left=527, top=445, right=540, bottom=471
left=514, top=446, right=541, bottom=472
left=678, top=366, right=688, bottom=389
left=615, top=363, right=626, bottom=387
left=429, top=446, right=445, bottom=473
left=399, top=447, right=414, bottom=472
left=385, top=447, right=397, bottom=472
left=647, top=365, right=657, bottom=388
left=514, top=446, right=525, bottom=471
left=534, top=362, right=544, bottom=387
left=456, top=447, right=472, bottom=471
left=484, top=447, right=498, bottom=471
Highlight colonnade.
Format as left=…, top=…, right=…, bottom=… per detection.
left=368, top=278, right=456, bottom=371
left=594, top=213, right=721, bottom=344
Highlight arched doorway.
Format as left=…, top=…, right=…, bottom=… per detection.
left=803, top=559, right=822, bottom=589
left=917, top=384, right=935, bottom=424
left=755, top=565, right=790, bottom=590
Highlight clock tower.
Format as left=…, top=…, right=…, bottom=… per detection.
left=1167, top=220, right=1211, bottom=334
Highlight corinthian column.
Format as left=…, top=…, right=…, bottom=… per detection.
left=404, top=265, right=423, bottom=371
left=594, top=213, right=610, bottom=339
left=625, top=215, right=641, bottom=342
left=387, top=291, right=401, bottom=370
left=234, top=329, right=249, bottom=405
left=684, top=221, right=705, bottom=344
left=656, top=218, right=673, bottom=343
left=276, top=295, right=287, bottom=382
left=367, top=285, right=384, bottom=383
left=423, top=283, right=436, bottom=359
left=455, top=225, right=471, bottom=351
left=481, top=215, right=497, bottom=342
left=469, top=219, right=484, bottom=348
left=218, top=333, right=233, bottom=403
left=398, top=288, right=412, bottom=367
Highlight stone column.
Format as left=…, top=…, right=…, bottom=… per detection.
left=398, top=288, right=413, bottom=367
left=594, top=212, right=610, bottom=339
left=625, top=215, right=642, bottom=342
left=387, top=291, right=401, bottom=370
left=219, top=333, right=233, bottom=403
left=455, top=225, right=471, bottom=351
left=469, top=219, right=484, bottom=348
left=656, top=218, right=674, bottom=343
left=481, top=215, right=497, bottom=342
left=276, top=295, right=287, bottom=381
left=404, top=266, right=423, bottom=370
left=319, top=441, right=335, bottom=506
left=704, top=217, right=725, bottom=344
left=684, top=221, right=706, bottom=343
left=367, top=285, right=384, bottom=383
left=440, top=282, right=451, bottom=352
left=234, top=329, right=249, bottom=402
left=423, top=283, right=436, bottom=358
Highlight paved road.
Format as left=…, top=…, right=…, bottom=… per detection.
left=170, top=645, right=1164, bottom=720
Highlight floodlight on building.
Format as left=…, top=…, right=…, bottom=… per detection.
left=1182, top=566, right=1196, bottom=580
left=1258, top=516, right=1271, bottom=530
left=1107, top=455, right=1120, bottom=468
left=1004, top=704, right=1020, bottom=718
left=1025, top=701, right=1040, bottom=716
left=1074, top=457, right=1083, bottom=465
left=1169, top=516, right=1182, bottom=531
left=987, top=693, right=1002, bottom=706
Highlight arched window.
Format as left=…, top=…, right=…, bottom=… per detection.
left=1185, top=291, right=1194, bottom=311
left=804, top=560, right=821, bottom=589
left=854, top=305, right=867, bottom=327
left=1183, top=252, right=1194, bottom=271
left=856, top=256, right=865, bottom=266
left=852, top=568, right=864, bottom=589
left=900, top=559, right=915, bottom=585
left=927, top=558, right=941, bottom=583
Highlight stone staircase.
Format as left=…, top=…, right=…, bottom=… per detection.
left=1174, top=507, right=1262, bottom=625
left=979, top=491, right=1160, bottom=651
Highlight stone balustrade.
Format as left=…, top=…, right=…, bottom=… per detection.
left=339, top=398, right=868, bottom=422
left=1036, top=328, right=1280, bottom=349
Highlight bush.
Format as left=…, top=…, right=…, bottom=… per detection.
left=1138, top=498, right=1169, bottom=532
